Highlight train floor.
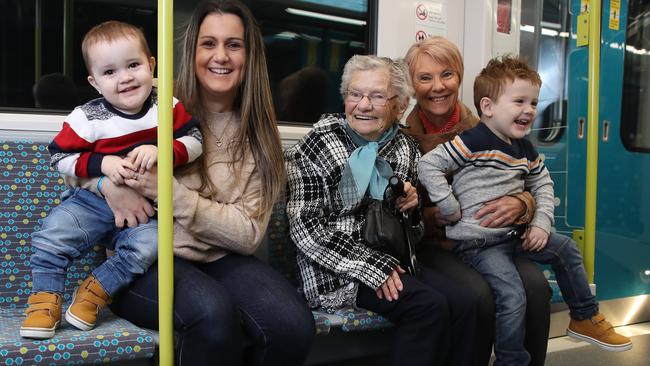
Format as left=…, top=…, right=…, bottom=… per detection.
left=315, top=322, right=650, bottom=366
left=544, top=321, right=650, bottom=366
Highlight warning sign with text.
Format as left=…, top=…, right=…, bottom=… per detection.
left=414, top=1, right=448, bottom=40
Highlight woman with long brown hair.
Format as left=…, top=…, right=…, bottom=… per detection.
left=97, top=1, right=315, bottom=364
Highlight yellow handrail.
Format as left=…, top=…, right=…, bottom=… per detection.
left=157, top=0, right=174, bottom=365
left=584, top=0, right=601, bottom=283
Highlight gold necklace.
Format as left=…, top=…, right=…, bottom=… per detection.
left=206, top=114, right=234, bottom=148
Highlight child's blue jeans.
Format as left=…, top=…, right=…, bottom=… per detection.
left=30, top=187, right=158, bottom=297
left=454, top=231, right=598, bottom=366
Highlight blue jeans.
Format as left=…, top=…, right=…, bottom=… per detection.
left=454, top=232, right=598, bottom=366
left=109, top=254, right=315, bottom=366
left=30, top=188, right=158, bottom=296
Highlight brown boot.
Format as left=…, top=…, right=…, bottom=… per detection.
left=567, top=312, right=633, bottom=352
left=65, top=275, right=110, bottom=330
left=20, top=292, right=62, bottom=339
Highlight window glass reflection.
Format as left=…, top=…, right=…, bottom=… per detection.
left=621, top=0, right=650, bottom=152
left=0, top=0, right=370, bottom=126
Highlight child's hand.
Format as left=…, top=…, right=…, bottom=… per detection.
left=522, top=226, right=549, bottom=251
left=101, top=156, right=136, bottom=185
left=442, top=209, right=461, bottom=224
left=127, top=145, right=158, bottom=173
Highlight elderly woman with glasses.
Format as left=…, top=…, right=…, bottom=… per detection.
left=285, top=55, right=478, bottom=366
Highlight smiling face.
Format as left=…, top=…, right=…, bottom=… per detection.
left=194, top=13, right=246, bottom=111
left=344, top=68, right=403, bottom=141
left=480, top=78, right=540, bottom=143
left=86, top=37, right=155, bottom=114
left=412, top=54, right=460, bottom=124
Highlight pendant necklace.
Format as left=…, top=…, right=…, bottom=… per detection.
left=207, top=114, right=234, bottom=148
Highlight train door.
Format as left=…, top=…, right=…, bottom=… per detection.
left=567, top=0, right=650, bottom=305
left=594, top=0, right=650, bottom=302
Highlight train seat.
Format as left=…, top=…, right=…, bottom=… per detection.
left=0, top=138, right=156, bottom=365
left=0, top=136, right=566, bottom=365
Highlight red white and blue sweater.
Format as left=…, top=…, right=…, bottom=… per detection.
left=49, top=92, right=202, bottom=177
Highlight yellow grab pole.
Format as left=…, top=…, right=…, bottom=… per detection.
left=157, top=0, right=174, bottom=364
left=584, top=0, right=601, bottom=283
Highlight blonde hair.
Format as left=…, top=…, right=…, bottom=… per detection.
left=473, top=55, right=542, bottom=116
left=175, top=0, right=285, bottom=217
left=404, top=36, right=464, bottom=84
left=81, top=21, right=152, bottom=73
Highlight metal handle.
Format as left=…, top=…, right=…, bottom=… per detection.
left=578, top=117, right=585, bottom=139
left=602, top=120, right=610, bottom=142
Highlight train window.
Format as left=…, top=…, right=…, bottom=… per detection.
left=519, top=0, right=569, bottom=145
left=0, top=0, right=372, bottom=126
left=621, top=0, right=650, bottom=153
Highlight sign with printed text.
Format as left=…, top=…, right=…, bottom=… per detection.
left=413, top=1, right=448, bottom=40
left=609, top=0, right=620, bottom=30
left=496, top=0, right=512, bottom=34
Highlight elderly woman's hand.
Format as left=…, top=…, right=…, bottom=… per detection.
left=395, top=181, right=418, bottom=212
left=475, top=195, right=526, bottom=228
left=376, top=266, right=406, bottom=301
left=124, top=165, right=159, bottom=200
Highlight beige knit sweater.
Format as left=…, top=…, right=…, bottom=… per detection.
left=172, top=111, right=270, bottom=262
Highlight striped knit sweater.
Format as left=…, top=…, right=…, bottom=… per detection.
left=49, top=92, right=202, bottom=178
left=418, top=122, right=554, bottom=241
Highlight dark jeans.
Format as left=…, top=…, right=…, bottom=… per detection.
left=356, top=266, right=478, bottom=366
left=417, top=246, right=551, bottom=366
left=109, top=254, right=315, bottom=366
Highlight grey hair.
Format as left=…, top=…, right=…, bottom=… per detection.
left=339, top=55, right=414, bottom=109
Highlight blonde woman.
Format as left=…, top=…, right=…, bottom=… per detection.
left=403, top=36, right=551, bottom=365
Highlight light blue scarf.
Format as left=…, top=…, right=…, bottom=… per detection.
left=339, top=120, right=399, bottom=206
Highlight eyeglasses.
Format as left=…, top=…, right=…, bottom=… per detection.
left=344, top=90, right=397, bottom=106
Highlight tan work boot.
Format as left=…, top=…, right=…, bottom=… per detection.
left=20, top=292, right=62, bottom=339
left=65, top=275, right=110, bottom=331
left=567, top=312, right=632, bottom=352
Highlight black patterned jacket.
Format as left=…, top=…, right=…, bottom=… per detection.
left=285, top=114, right=421, bottom=303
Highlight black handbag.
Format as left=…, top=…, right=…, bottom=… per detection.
left=363, top=177, right=423, bottom=275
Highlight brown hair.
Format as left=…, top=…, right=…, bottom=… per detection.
left=404, top=36, right=464, bottom=84
left=175, top=0, right=285, bottom=218
left=473, top=55, right=542, bottom=116
left=81, top=21, right=152, bottom=73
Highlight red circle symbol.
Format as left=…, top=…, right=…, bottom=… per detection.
left=416, top=31, right=427, bottom=42
left=416, top=4, right=428, bottom=20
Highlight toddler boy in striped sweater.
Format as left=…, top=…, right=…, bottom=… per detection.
left=21, top=21, right=202, bottom=339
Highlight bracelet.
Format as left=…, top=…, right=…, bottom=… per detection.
left=97, top=176, right=106, bottom=197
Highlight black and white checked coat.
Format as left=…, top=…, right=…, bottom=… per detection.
left=285, top=114, right=421, bottom=303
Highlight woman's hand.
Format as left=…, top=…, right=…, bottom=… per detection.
left=101, top=178, right=155, bottom=228
left=475, top=195, right=525, bottom=228
left=395, top=181, right=419, bottom=212
left=376, top=266, right=406, bottom=301
left=124, top=165, right=159, bottom=200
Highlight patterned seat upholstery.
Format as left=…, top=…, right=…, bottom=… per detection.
left=0, top=138, right=156, bottom=365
